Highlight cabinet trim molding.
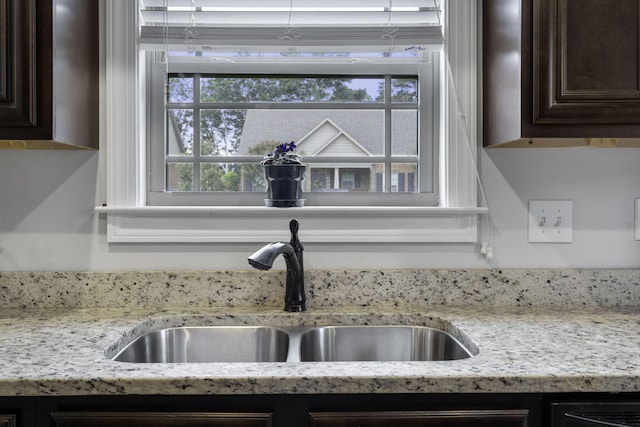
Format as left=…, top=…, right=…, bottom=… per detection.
left=0, top=414, right=16, bottom=427
left=310, top=409, right=530, bottom=427
left=0, top=0, right=9, bottom=103
left=51, top=411, right=273, bottom=427
left=0, top=0, right=45, bottom=134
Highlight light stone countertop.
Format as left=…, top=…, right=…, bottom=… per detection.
left=1, top=269, right=639, bottom=397
left=1, top=305, right=640, bottom=397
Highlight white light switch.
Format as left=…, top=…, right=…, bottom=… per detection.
left=528, top=200, right=573, bottom=243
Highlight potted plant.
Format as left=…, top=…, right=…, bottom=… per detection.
left=261, top=141, right=306, bottom=207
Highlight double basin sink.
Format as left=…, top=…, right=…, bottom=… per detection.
left=112, top=325, right=474, bottom=363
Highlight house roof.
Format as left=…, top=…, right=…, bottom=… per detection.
left=238, top=109, right=417, bottom=156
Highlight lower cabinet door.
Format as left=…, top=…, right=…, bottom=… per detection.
left=310, top=410, right=530, bottom=427
left=50, top=412, right=272, bottom=427
left=0, top=415, right=16, bottom=427
left=550, top=402, right=640, bottom=427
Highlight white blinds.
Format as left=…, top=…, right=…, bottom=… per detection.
left=139, top=0, right=443, bottom=52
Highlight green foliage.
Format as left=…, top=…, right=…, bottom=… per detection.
left=175, top=163, right=193, bottom=191
left=200, top=164, right=225, bottom=191
left=173, top=163, right=240, bottom=192
left=221, top=170, right=240, bottom=191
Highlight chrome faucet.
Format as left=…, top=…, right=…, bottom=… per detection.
left=248, top=219, right=306, bottom=312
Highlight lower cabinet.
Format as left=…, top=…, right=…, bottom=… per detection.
left=549, top=401, right=640, bottom=427
left=310, top=410, right=530, bottom=427
left=0, top=399, right=35, bottom=427
left=0, top=415, right=17, bottom=427
left=45, top=409, right=532, bottom=427
left=2, top=394, right=544, bottom=427
left=50, top=412, right=272, bottom=427
left=6, top=391, right=640, bottom=427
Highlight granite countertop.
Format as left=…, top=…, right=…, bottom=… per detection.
left=1, top=304, right=640, bottom=397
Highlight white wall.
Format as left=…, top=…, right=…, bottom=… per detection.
left=0, top=146, right=639, bottom=271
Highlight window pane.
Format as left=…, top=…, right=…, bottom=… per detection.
left=200, top=164, right=241, bottom=192
left=155, top=72, right=433, bottom=204
left=392, top=110, right=418, bottom=156
left=200, top=109, right=246, bottom=156
left=168, top=110, right=193, bottom=155
left=309, top=167, right=335, bottom=191
left=168, top=76, right=194, bottom=103
left=392, top=164, right=417, bottom=193
left=167, top=162, right=193, bottom=191
left=240, top=163, right=266, bottom=192
left=307, top=164, right=384, bottom=192
left=339, top=168, right=369, bottom=192
left=392, top=78, right=418, bottom=103
left=200, top=76, right=383, bottom=103
left=341, top=78, right=384, bottom=102
left=166, top=162, right=268, bottom=193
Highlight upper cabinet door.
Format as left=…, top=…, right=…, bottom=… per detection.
left=483, top=0, right=640, bottom=147
left=0, top=0, right=51, bottom=139
left=0, top=0, right=99, bottom=149
left=533, top=0, right=640, bottom=125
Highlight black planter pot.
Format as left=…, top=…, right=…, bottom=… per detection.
left=263, top=164, right=306, bottom=207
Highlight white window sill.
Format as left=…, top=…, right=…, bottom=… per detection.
left=95, top=206, right=488, bottom=243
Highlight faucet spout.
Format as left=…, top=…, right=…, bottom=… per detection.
left=248, top=221, right=306, bottom=312
left=247, top=242, right=292, bottom=271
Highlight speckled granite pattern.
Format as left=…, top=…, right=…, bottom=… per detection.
left=1, top=269, right=639, bottom=309
left=0, top=269, right=639, bottom=397
left=0, top=306, right=639, bottom=396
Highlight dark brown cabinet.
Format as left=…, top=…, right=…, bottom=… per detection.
left=0, top=399, right=35, bottom=427
left=0, top=415, right=16, bottom=427
left=0, top=394, right=544, bottom=427
left=483, top=0, right=640, bottom=147
left=549, top=402, right=640, bottom=427
left=0, top=0, right=98, bottom=149
left=50, top=412, right=273, bottom=427
left=310, top=410, right=530, bottom=427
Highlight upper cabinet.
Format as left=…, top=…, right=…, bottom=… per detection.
left=0, top=0, right=98, bottom=149
left=483, top=0, right=640, bottom=147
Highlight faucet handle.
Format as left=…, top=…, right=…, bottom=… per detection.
left=289, top=218, right=299, bottom=235
left=289, top=219, right=301, bottom=248
left=288, top=218, right=303, bottom=263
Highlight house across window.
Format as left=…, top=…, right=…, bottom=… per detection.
left=162, top=74, right=421, bottom=196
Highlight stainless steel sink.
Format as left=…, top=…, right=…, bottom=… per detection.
left=299, top=326, right=473, bottom=362
left=112, top=326, right=289, bottom=363
left=111, top=324, right=474, bottom=363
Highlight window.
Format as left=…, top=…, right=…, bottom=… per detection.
left=150, top=70, right=434, bottom=206
left=100, top=0, right=485, bottom=243
left=141, top=1, right=442, bottom=207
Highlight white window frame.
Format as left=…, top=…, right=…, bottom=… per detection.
left=97, top=0, right=487, bottom=243
left=149, top=66, right=434, bottom=207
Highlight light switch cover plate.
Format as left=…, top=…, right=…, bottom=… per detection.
left=528, top=200, right=573, bottom=243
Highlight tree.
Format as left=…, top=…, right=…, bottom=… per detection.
left=391, top=78, right=418, bottom=103
left=375, top=78, right=417, bottom=103
left=221, top=170, right=240, bottom=191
